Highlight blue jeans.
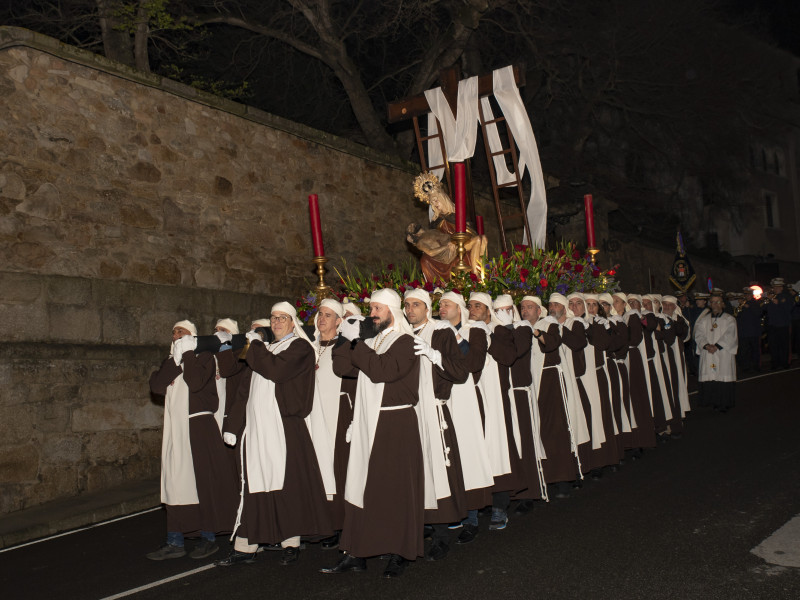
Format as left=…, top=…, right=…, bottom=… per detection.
left=462, top=509, right=479, bottom=527
left=167, top=531, right=215, bottom=547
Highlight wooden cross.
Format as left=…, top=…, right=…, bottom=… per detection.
left=387, top=65, right=531, bottom=252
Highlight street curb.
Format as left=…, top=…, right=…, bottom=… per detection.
left=0, top=480, right=160, bottom=549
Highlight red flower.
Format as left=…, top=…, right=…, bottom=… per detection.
left=514, top=244, right=529, bottom=252
left=299, top=310, right=308, bottom=320
left=520, top=268, right=529, bottom=282
left=452, top=288, right=460, bottom=294
left=532, top=259, right=539, bottom=268
left=387, top=263, right=394, bottom=271
left=295, top=300, right=302, bottom=307
left=501, top=251, right=509, bottom=259
left=608, top=269, right=616, bottom=276
left=540, top=278, right=548, bottom=288
left=558, top=249, right=566, bottom=257
left=572, top=249, right=581, bottom=259
left=591, top=269, right=600, bottom=278
left=411, top=280, right=420, bottom=288
left=372, top=274, right=380, bottom=282
left=564, top=261, right=572, bottom=270
left=574, top=263, right=584, bottom=273
left=469, top=272, right=478, bottom=282
left=424, top=281, right=434, bottom=292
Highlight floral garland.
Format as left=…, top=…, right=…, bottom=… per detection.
left=295, top=243, right=620, bottom=322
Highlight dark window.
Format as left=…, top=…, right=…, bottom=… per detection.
left=765, top=193, right=776, bottom=228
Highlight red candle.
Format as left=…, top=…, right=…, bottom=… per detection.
left=454, top=163, right=467, bottom=233
left=584, top=194, right=596, bottom=248
left=308, top=194, right=324, bottom=257
left=476, top=215, right=484, bottom=236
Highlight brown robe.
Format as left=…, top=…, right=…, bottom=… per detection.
left=149, top=353, right=238, bottom=536
left=489, top=325, right=527, bottom=494
left=642, top=315, right=669, bottom=434
left=333, top=334, right=424, bottom=560
left=457, top=326, right=494, bottom=510
left=237, top=338, right=333, bottom=544
left=582, top=321, right=624, bottom=467
left=536, top=323, right=580, bottom=483
left=508, top=326, right=544, bottom=500
left=606, top=320, right=633, bottom=452
left=423, top=327, right=469, bottom=525
left=625, top=316, right=657, bottom=449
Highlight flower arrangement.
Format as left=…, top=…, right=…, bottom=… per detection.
left=296, top=243, right=620, bottom=323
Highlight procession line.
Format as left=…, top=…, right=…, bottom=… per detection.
left=99, top=564, right=215, bottom=600
left=0, top=506, right=162, bottom=554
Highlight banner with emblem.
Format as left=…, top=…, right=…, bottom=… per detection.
left=669, top=231, right=696, bottom=293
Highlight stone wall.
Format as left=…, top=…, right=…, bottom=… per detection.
left=0, top=26, right=751, bottom=516
left=0, top=26, right=440, bottom=514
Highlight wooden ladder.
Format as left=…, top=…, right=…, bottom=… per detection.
left=477, top=99, right=532, bottom=253
left=411, top=115, right=477, bottom=221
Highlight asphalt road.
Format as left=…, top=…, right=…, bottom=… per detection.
left=2, top=369, right=800, bottom=600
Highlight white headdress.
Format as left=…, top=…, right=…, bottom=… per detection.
left=371, top=288, right=414, bottom=335
left=271, top=301, right=313, bottom=346
left=215, top=318, right=239, bottom=335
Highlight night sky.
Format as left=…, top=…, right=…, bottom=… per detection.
left=726, top=0, right=800, bottom=56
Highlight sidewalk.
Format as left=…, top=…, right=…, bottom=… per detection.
left=0, top=479, right=159, bottom=549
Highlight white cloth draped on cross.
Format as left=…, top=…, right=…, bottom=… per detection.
left=424, top=65, right=547, bottom=248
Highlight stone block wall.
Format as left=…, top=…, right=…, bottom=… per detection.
left=0, top=27, right=443, bottom=514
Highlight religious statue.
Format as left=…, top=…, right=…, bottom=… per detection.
left=406, top=172, right=488, bottom=282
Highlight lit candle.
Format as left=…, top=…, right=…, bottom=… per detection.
left=584, top=194, right=596, bottom=248
left=308, top=194, right=324, bottom=257
left=476, top=215, right=484, bottom=236
left=454, top=163, right=466, bottom=233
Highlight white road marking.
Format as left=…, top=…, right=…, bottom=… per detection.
left=0, top=506, right=162, bottom=554
left=751, top=514, right=800, bottom=568
left=99, top=564, right=216, bottom=600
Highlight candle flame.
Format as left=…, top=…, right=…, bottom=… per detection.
left=750, top=285, right=763, bottom=300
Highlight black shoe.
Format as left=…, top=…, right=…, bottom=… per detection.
left=382, top=554, right=408, bottom=578
left=214, top=549, right=257, bottom=566
left=262, top=541, right=306, bottom=551
left=423, top=525, right=434, bottom=540
left=189, top=539, right=219, bottom=559
left=426, top=540, right=449, bottom=561
left=514, top=499, right=535, bottom=516
left=321, top=533, right=340, bottom=550
left=320, top=554, right=367, bottom=574
left=590, top=469, right=603, bottom=481
left=146, top=543, right=186, bottom=560
left=456, top=524, right=478, bottom=544
left=279, top=546, right=300, bottom=566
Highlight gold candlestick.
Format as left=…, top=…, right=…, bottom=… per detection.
left=313, top=256, right=331, bottom=297
left=451, top=232, right=471, bottom=273
left=588, top=247, right=599, bottom=265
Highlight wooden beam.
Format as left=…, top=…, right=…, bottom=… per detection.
left=387, top=65, right=525, bottom=124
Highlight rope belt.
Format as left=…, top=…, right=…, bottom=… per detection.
left=189, top=411, right=213, bottom=418
left=510, top=385, right=548, bottom=501
left=380, top=404, right=412, bottom=411
left=435, top=398, right=452, bottom=467
left=542, top=364, right=583, bottom=478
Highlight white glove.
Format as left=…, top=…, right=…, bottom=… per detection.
left=182, top=335, right=197, bottom=352
left=340, top=315, right=364, bottom=341
left=171, top=339, right=184, bottom=365
left=215, top=331, right=233, bottom=344
left=414, top=337, right=443, bottom=369
left=245, top=330, right=262, bottom=343
left=468, top=320, right=490, bottom=334
left=495, top=309, right=514, bottom=326
left=594, top=316, right=610, bottom=329
left=543, top=315, right=560, bottom=326
left=513, top=320, right=533, bottom=331
left=222, top=432, right=236, bottom=446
